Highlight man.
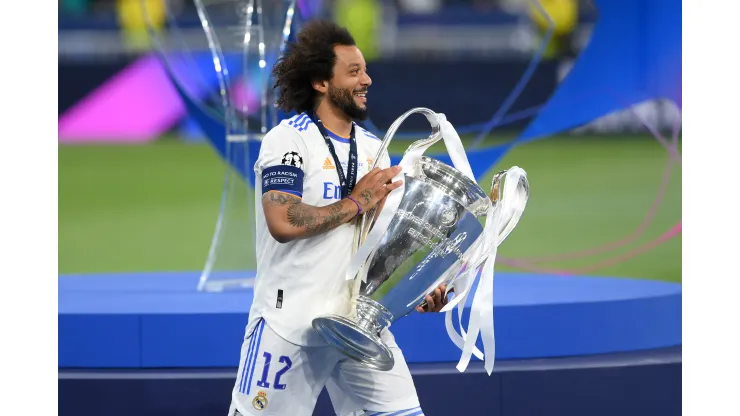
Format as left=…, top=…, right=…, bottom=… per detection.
left=227, top=20, right=450, bottom=416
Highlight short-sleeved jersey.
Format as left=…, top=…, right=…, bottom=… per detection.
left=249, top=112, right=390, bottom=346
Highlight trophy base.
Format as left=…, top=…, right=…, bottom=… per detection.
left=312, top=314, right=395, bottom=371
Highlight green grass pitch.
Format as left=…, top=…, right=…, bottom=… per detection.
left=58, top=134, right=681, bottom=282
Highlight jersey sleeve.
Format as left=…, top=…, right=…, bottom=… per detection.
left=255, top=126, right=309, bottom=199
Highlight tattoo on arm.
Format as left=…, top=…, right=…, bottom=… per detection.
left=287, top=200, right=350, bottom=235
left=263, top=192, right=352, bottom=238
left=286, top=203, right=317, bottom=229
left=264, top=191, right=298, bottom=207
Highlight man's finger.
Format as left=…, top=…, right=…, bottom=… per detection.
left=365, top=167, right=382, bottom=180
left=380, top=166, right=402, bottom=183
left=433, top=288, right=443, bottom=311
left=424, top=295, right=435, bottom=312
left=439, top=285, right=450, bottom=303
left=385, top=180, right=403, bottom=192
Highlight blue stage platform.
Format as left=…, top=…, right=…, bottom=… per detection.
left=59, top=271, right=681, bottom=369
left=59, top=346, right=681, bottom=416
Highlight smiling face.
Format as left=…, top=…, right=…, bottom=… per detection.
left=325, top=44, right=372, bottom=120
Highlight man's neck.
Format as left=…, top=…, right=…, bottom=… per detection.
left=315, top=101, right=352, bottom=138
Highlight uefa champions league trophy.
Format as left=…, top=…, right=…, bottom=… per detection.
left=312, top=108, right=530, bottom=373
left=142, top=0, right=301, bottom=291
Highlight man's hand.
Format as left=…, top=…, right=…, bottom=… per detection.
left=349, top=166, right=403, bottom=213
left=416, top=284, right=453, bottom=313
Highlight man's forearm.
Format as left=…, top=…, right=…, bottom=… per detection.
left=263, top=191, right=358, bottom=243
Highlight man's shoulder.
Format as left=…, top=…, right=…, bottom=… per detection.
left=260, top=115, right=305, bottom=147
left=280, top=113, right=317, bottom=135
left=263, top=113, right=323, bottom=146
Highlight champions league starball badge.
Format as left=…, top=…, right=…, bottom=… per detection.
left=281, top=151, right=304, bottom=168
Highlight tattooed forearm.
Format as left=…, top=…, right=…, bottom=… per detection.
left=263, top=191, right=354, bottom=241
left=317, top=202, right=352, bottom=234
left=286, top=203, right=318, bottom=229
left=286, top=200, right=351, bottom=236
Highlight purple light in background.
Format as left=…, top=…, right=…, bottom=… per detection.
left=230, top=77, right=260, bottom=115
left=297, top=0, right=322, bottom=19
left=58, top=53, right=270, bottom=143
left=58, top=55, right=186, bottom=143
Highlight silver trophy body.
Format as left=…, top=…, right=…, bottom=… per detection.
left=312, top=108, right=529, bottom=371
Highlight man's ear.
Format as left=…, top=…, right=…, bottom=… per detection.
left=312, top=79, right=328, bottom=94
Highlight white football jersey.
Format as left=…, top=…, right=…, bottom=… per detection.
left=249, top=112, right=390, bottom=346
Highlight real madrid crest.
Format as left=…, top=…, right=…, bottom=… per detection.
left=252, top=391, right=268, bottom=411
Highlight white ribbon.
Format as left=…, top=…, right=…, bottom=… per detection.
left=444, top=167, right=527, bottom=375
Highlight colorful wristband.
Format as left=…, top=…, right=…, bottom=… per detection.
left=347, top=196, right=363, bottom=217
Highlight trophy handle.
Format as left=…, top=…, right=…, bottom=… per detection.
left=353, top=108, right=444, bottom=256
left=492, top=170, right=530, bottom=245
left=350, top=108, right=485, bottom=305
left=461, top=169, right=530, bottom=275
left=349, top=108, right=444, bottom=310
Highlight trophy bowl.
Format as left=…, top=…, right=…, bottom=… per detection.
left=312, top=155, right=491, bottom=371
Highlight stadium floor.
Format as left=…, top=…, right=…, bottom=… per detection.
left=59, top=269, right=681, bottom=415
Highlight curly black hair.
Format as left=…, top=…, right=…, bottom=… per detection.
left=272, top=20, right=356, bottom=114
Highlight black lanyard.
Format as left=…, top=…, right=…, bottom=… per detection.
left=309, top=112, right=358, bottom=198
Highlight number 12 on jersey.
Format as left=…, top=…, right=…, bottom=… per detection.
left=256, top=352, right=293, bottom=390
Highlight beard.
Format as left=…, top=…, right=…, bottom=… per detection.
left=328, top=82, right=368, bottom=120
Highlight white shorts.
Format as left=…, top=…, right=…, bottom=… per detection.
left=227, top=318, right=423, bottom=416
